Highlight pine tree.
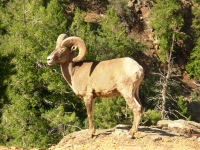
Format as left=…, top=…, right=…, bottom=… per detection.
left=0, top=0, right=79, bottom=148
left=149, top=0, right=184, bottom=119
left=150, top=0, right=184, bottom=62
left=96, top=6, right=144, bottom=60
left=69, top=8, right=97, bottom=60
left=186, top=39, right=200, bottom=80
left=186, top=0, right=200, bottom=80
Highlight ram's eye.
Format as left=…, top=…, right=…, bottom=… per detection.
left=71, top=46, right=77, bottom=51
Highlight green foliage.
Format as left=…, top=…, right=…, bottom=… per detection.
left=96, top=6, right=129, bottom=59
left=177, top=96, right=191, bottom=120
left=177, top=97, right=187, bottom=115
left=0, top=0, right=79, bottom=148
left=186, top=38, right=200, bottom=80
left=0, top=54, right=15, bottom=144
left=42, top=105, right=78, bottom=135
left=69, top=7, right=146, bottom=61
left=1, top=100, right=49, bottom=148
left=186, top=1, right=200, bottom=80
left=140, top=76, right=158, bottom=109
left=150, top=0, right=184, bottom=62
left=142, top=110, right=162, bottom=125
left=148, top=0, right=189, bottom=120
left=191, top=0, right=200, bottom=38
left=91, top=97, right=132, bottom=129
left=69, top=8, right=97, bottom=60
left=96, top=6, right=145, bottom=60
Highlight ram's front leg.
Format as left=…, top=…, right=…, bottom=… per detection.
left=84, top=96, right=95, bottom=137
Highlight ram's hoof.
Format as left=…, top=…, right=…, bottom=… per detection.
left=126, top=134, right=135, bottom=139
left=126, top=130, right=136, bottom=139
left=126, top=133, right=135, bottom=139
left=87, top=129, right=95, bottom=138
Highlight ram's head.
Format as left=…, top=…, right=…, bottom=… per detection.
left=47, top=34, right=86, bottom=65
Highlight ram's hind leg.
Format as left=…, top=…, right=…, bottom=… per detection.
left=84, top=96, right=95, bottom=137
left=122, top=87, right=143, bottom=138
left=131, top=87, right=143, bottom=136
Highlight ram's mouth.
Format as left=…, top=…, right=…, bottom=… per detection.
left=47, top=57, right=55, bottom=65
left=47, top=62, right=53, bottom=65
left=47, top=62, right=53, bottom=66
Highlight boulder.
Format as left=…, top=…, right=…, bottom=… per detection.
left=157, top=119, right=200, bottom=136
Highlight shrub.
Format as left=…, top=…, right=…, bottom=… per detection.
left=142, top=110, right=162, bottom=126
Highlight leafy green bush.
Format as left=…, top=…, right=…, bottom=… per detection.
left=176, top=96, right=191, bottom=120
left=142, top=110, right=162, bottom=126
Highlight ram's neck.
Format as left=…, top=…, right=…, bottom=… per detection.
left=60, top=62, right=75, bottom=87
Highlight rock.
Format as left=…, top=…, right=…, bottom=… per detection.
left=113, top=124, right=130, bottom=136
left=157, top=119, right=200, bottom=136
left=157, top=120, right=173, bottom=127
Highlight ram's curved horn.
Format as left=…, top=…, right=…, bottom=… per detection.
left=61, top=36, right=86, bottom=62
left=55, top=34, right=68, bottom=49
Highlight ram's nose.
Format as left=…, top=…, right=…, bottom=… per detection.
left=47, top=56, right=53, bottom=65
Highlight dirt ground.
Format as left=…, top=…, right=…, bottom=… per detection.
left=48, top=125, right=200, bottom=150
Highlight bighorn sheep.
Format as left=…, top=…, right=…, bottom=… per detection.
left=47, top=34, right=144, bottom=138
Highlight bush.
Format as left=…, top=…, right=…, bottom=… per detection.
left=176, top=96, right=191, bottom=120
left=142, top=110, right=162, bottom=126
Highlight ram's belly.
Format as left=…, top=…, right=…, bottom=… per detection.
left=72, top=84, right=121, bottom=99
left=92, top=85, right=121, bottom=98
left=72, top=77, right=121, bottom=98
left=88, top=75, right=122, bottom=98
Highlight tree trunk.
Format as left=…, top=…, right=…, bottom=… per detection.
left=161, top=33, right=175, bottom=119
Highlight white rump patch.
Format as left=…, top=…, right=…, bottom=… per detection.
left=123, top=57, right=142, bottom=78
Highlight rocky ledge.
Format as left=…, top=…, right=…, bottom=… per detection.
left=49, top=119, right=200, bottom=150
left=1, top=120, right=200, bottom=150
